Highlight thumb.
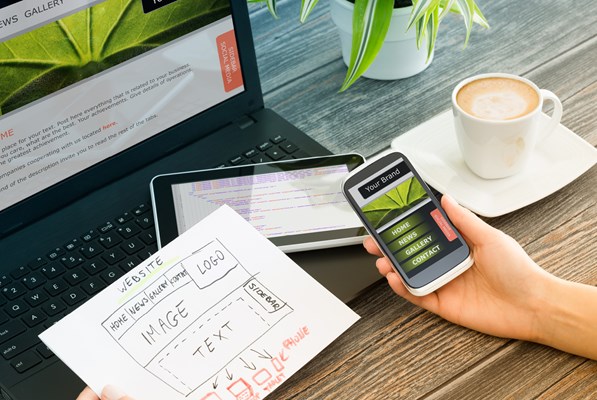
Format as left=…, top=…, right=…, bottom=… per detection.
left=101, top=385, right=135, bottom=400
left=441, top=194, right=495, bottom=246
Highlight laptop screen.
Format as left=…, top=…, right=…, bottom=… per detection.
left=0, top=0, right=244, bottom=214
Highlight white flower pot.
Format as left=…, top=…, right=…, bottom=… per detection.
left=330, top=0, right=433, bottom=80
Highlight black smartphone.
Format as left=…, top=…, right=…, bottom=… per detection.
left=342, top=151, right=473, bottom=296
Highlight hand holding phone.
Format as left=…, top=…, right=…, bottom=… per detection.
left=342, top=151, right=473, bottom=296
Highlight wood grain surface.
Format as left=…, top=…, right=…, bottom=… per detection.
left=249, top=0, right=597, bottom=398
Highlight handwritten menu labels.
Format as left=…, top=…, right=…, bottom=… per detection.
left=40, top=205, right=359, bottom=399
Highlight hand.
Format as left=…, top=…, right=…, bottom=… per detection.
left=364, top=194, right=554, bottom=342
left=76, top=386, right=135, bottom=400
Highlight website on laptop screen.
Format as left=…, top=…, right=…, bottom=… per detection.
left=0, top=0, right=243, bottom=213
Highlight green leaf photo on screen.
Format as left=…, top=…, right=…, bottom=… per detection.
left=0, top=0, right=230, bottom=116
left=362, top=177, right=428, bottom=229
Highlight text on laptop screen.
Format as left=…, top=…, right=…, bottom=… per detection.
left=0, top=0, right=243, bottom=212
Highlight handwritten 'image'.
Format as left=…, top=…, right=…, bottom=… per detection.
left=101, top=238, right=293, bottom=397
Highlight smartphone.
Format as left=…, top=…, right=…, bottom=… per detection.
left=342, top=151, right=473, bottom=296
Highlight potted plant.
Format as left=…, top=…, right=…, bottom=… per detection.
left=252, top=0, right=489, bottom=91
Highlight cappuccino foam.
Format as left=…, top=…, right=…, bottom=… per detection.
left=456, top=77, right=539, bottom=120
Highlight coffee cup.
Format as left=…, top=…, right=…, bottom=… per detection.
left=452, top=73, right=563, bottom=179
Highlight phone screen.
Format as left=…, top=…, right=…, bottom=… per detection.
left=345, top=156, right=467, bottom=278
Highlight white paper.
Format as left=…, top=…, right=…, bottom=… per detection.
left=40, top=205, right=359, bottom=399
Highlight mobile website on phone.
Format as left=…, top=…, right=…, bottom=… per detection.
left=347, top=158, right=463, bottom=277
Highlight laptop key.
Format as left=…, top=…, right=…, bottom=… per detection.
left=47, top=248, right=65, bottom=261
left=251, top=155, right=269, bottom=164
left=60, top=255, right=85, bottom=269
left=83, top=260, right=108, bottom=275
left=21, top=273, right=47, bottom=290
left=98, top=221, right=115, bottom=234
left=122, top=238, right=144, bottom=255
left=36, top=343, right=54, bottom=359
left=24, top=290, right=48, bottom=307
left=62, top=288, right=87, bottom=306
left=116, top=211, right=134, bottom=225
left=243, top=148, right=259, bottom=158
left=120, top=258, right=139, bottom=272
left=5, top=299, right=29, bottom=317
left=100, top=267, right=123, bottom=284
left=99, top=233, right=122, bottom=249
left=64, top=238, right=81, bottom=252
left=2, top=282, right=26, bottom=300
left=64, top=270, right=88, bottom=286
left=0, top=310, right=7, bottom=324
left=257, top=141, right=272, bottom=151
left=80, top=241, right=104, bottom=259
left=11, top=350, right=42, bottom=373
left=280, top=141, right=298, bottom=154
left=117, top=223, right=141, bottom=239
left=80, top=278, right=105, bottom=296
left=44, top=278, right=69, bottom=297
left=0, top=320, right=27, bottom=344
left=135, top=215, right=153, bottom=229
left=229, top=155, right=244, bottom=165
left=81, top=229, right=99, bottom=242
left=28, top=257, right=47, bottom=270
left=102, top=248, right=126, bottom=265
left=22, top=309, right=48, bottom=328
left=266, top=147, right=284, bottom=161
left=132, top=203, right=149, bottom=216
left=0, top=274, right=12, bottom=288
left=270, top=134, right=285, bottom=144
left=139, top=231, right=156, bottom=245
left=41, top=299, right=66, bottom=317
left=40, top=263, right=65, bottom=279
left=10, top=266, right=29, bottom=280
left=1, top=330, right=40, bottom=360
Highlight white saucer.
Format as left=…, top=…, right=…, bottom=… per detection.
left=390, top=110, right=597, bottom=217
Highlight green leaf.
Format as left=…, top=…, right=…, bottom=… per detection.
left=340, top=0, right=394, bottom=92
left=300, top=0, right=320, bottom=23
left=362, top=177, right=429, bottom=229
left=454, top=0, right=474, bottom=46
left=425, top=7, right=439, bottom=61
left=0, top=0, right=229, bottom=116
left=407, top=0, right=435, bottom=30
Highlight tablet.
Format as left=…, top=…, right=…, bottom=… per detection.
left=150, top=153, right=368, bottom=252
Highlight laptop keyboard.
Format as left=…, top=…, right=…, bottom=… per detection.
left=0, top=135, right=307, bottom=375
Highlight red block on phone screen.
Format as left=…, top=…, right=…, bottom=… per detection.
left=431, top=209, right=457, bottom=242
left=216, top=30, right=243, bottom=92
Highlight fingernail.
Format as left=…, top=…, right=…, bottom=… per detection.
left=102, top=385, right=126, bottom=400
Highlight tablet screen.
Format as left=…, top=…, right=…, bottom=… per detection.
left=151, top=154, right=367, bottom=252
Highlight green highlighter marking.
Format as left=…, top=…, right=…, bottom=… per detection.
left=117, top=257, right=180, bottom=305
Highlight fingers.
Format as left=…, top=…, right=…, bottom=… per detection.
left=441, top=194, right=496, bottom=246
left=76, top=387, right=99, bottom=400
left=101, top=385, right=135, bottom=400
left=363, top=236, right=383, bottom=257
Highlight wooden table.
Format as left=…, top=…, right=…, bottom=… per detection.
left=248, top=1, right=597, bottom=398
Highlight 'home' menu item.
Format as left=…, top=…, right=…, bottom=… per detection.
left=40, top=205, right=359, bottom=400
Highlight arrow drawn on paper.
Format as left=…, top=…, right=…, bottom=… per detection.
left=226, top=369, right=233, bottom=380
left=240, top=357, right=256, bottom=370
left=251, top=348, right=273, bottom=359
left=212, top=376, right=218, bottom=389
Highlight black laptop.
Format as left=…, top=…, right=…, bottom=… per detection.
left=0, top=1, right=379, bottom=399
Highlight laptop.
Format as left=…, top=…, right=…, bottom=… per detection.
left=0, top=1, right=379, bottom=399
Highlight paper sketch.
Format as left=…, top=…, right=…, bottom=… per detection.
left=40, top=205, right=359, bottom=400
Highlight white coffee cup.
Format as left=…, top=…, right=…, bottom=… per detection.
left=452, top=73, right=563, bottom=179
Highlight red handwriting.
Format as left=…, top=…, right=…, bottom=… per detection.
left=282, top=326, right=309, bottom=350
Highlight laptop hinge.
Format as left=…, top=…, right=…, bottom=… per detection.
left=235, top=115, right=256, bottom=130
